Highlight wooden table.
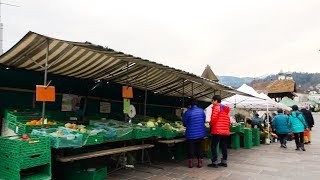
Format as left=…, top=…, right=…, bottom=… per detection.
left=56, top=144, right=155, bottom=162
left=157, top=138, right=186, bottom=144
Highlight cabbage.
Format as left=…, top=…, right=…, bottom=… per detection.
left=146, top=121, right=155, bottom=128
left=157, top=117, right=163, bottom=123
left=162, top=123, right=173, bottom=131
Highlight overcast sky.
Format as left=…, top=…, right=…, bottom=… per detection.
left=2, top=0, right=320, bottom=77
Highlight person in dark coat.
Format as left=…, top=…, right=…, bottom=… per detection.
left=183, top=98, right=206, bottom=168
left=252, top=113, right=262, bottom=130
left=301, top=106, right=314, bottom=144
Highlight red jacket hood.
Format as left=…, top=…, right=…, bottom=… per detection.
left=213, top=103, right=230, bottom=114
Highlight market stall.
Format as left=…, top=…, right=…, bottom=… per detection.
left=0, top=31, right=251, bottom=179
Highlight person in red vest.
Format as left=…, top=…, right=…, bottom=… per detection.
left=208, top=95, right=231, bottom=168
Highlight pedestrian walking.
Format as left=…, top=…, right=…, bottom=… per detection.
left=272, top=109, right=290, bottom=148
left=288, top=105, right=308, bottom=151
left=301, top=106, right=314, bottom=144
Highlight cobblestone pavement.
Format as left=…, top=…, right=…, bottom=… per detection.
left=108, top=113, right=320, bottom=180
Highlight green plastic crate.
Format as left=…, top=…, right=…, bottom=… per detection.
left=230, top=125, right=245, bottom=133
left=151, top=127, right=161, bottom=137
left=104, top=130, right=133, bottom=141
left=161, top=128, right=177, bottom=139
left=6, top=111, right=42, bottom=123
left=107, top=126, right=134, bottom=141
left=0, top=164, right=51, bottom=180
left=244, top=128, right=253, bottom=149
left=8, top=122, right=60, bottom=136
left=82, top=133, right=105, bottom=146
left=0, top=151, right=51, bottom=171
left=50, top=134, right=83, bottom=149
left=175, top=130, right=185, bottom=137
left=63, top=166, right=107, bottom=180
left=31, top=128, right=84, bottom=149
left=133, top=127, right=152, bottom=139
left=0, top=136, right=50, bottom=155
left=231, top=133, right=240, bottom=149
left=252, top=128, right=260, bottom=146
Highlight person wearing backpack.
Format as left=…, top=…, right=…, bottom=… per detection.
left=288, top=105, right=309, bottom=151
left=272, top=109, right=291, bottom=148
left=207, top=95, right=231, bottom=168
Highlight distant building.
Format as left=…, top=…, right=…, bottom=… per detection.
left=252, top=71, right=296, bottom=102
left=201, top=65, right=219, bottom=82
left=278, top=70, right=293, bottom=80
left=293, top=93, right=309, bottom=102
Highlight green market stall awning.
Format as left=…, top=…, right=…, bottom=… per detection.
left=0, top=31, right=249, bottom=102
left=279, top=97, right=303, bottom=108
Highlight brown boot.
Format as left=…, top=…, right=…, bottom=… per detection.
left=198, top=159, right=203, bottom=168
left=188, top=159, right=194, bottom=168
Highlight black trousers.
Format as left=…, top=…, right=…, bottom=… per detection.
left=294, top=132, right=304, bottom=146
left=186, top=138, right=204, bottom=159
left=277, top=134, right=287, bottom=145
left=211, top=135, right=228, bottom=163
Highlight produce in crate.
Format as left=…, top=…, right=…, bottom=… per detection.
left=146, top=121, right=156, bottom=128
left=64, top=123, right=87, bottom=133
left=162, top=123, right=174, bottom=131
left=25, top=118, right=56, bottom=125
left=21, top=134, right=29, bottom=140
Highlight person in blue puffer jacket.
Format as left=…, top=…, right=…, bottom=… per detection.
left=272, top=109, right=290, bottom=148
left=183, top=98, right=206, bottom=168
left=289, top=105, right=308, bottom=151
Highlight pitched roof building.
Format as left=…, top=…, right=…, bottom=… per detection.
left=252, top=71, right=296, bottom=102
left=201, top=65, right=219, bottom=82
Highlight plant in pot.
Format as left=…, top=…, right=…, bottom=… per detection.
left=235, top=113, right=245, bottom=123
left=260, top=132, right=268, bottom=144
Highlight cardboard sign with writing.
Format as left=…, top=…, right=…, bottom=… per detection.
left=36, top=85, right=55, bottom=102
left=100, top=102, right=111, bottom=113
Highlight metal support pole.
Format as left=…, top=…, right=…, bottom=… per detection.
left=182, top=79, right=185, bottom=107
left=266, top=101, right=270, bottom=144
left=42, top=39, right=49, bottom=125
left=142, top=67, right=149, bottom=164
left=191, top=82, right=194, bottom=97
left=143, top=67, right=149, bottom=122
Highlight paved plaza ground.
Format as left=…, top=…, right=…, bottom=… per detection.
left=108, top=113, right=320, bottom=180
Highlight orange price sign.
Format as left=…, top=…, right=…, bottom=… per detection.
left=36, top=85, right=56, bottom=102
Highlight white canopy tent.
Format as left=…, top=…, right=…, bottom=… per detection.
left=222, top=84, right=290, bottom=111
left=205, top=84, right=291, bottom=143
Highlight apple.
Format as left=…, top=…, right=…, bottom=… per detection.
left=22, top=134, right=29, bottom=140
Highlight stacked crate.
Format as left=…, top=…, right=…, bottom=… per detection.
left=252, top=128, right=260, bottom=146
left=230, top=124, right=244, bottom=149
left=5, top=111, right=56, bottom=135
left=243, top=128, right=253, bottom=149
left=0, top=136, right=52, bottom=180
